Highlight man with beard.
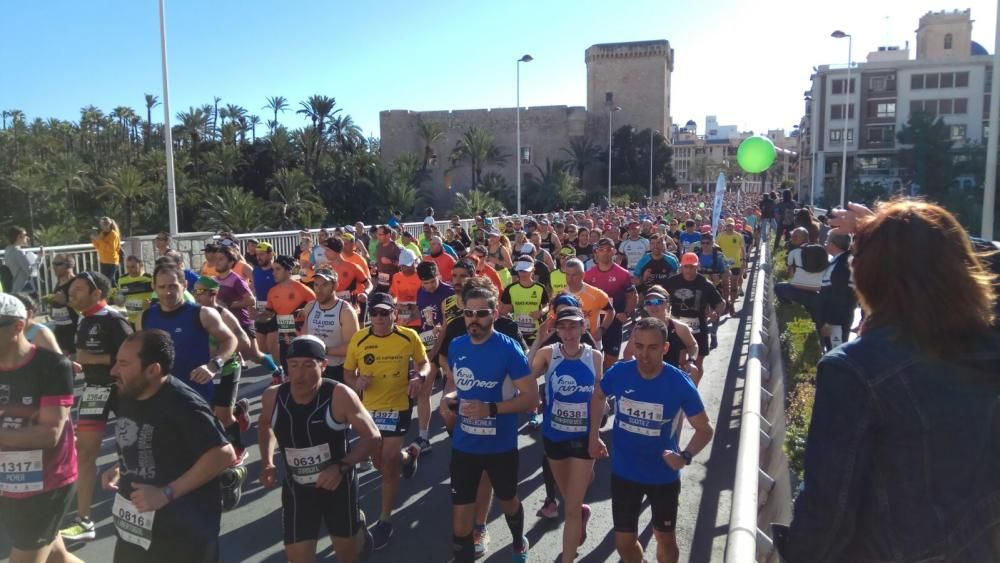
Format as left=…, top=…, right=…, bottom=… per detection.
left=662, top=254, right=725, bottom=378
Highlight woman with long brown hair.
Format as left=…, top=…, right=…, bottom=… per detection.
left=90, top=216, right=121, bottom=284
left=777, top=199, right=1000, bottom=562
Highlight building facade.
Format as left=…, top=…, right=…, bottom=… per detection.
left=804, top=9, right=991, bottom=203
left=379, top=40, right=674, bottom=203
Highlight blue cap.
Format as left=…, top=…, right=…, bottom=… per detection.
left=553, top=294, right=581, bottom=309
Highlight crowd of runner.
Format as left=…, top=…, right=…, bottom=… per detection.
left=0, top=193, right=771, bottom=563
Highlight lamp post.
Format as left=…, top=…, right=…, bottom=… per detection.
left=159, top=0, right=178, bottom=236
left=516, top=54, right=533, bottom=216
left=607, top=106, right=622, bottom=206
left=649, top=130, right=659, bottom=200
left=832, top=30, right=852, bottom=209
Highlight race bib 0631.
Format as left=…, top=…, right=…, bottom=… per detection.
left=284, top=443, right=333, bottom=486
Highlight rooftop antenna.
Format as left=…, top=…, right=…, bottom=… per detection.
left=883, top=15, right=891, bottom=48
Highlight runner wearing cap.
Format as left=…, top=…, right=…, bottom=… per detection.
left=591, top=317, right=714, bottom=563
left=388, top=249, right=421, bottom=330
left=413, top=261, right=458, bottom=454
left=585, top=238, right=638, bottom=370
left=425, top=236, right=457, bottom=281
left=531, top=306, right=604, bottom=562
left=300, top=268, right=360, bottom=384
left=61, top=270, right=134, bottom=542
left=343, top=292, right=429, bottom=550
left=258, top=335, right=379, bottom=563
left=0, top=294, right=82, bottom=563
left=259, top=255, right=316, bottom=374
left=322, top=238, right=372, bottom=311
left=663, top=254, right=725, bottom=376
left=499, top=256, right=550, bottom=347
left=103, top=330, right=239, bottom=562
left=693, top=231, right=731, bottom=346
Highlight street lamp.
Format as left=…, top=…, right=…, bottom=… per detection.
left=516, top=54, right=533, bottom=216
left=832, top=30, right=852, bottom=209
left=649, top=130, right=659, bottom=200
left=159, top=0, right=178, bottom=236
left=608, top=106, right=622, bottom=206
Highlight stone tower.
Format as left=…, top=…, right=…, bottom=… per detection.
left=585, top=40, right=674, bottom=136
left=916, top=9, right=972, bottom=60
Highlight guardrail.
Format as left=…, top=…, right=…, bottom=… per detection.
left=725, top=240, right=793, bottom=563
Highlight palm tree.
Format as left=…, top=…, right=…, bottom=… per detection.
left=263, top=96, right=288, bottom=134
left=524, top=159, right=574, bottom=211
left=448, top=127, right=507, bottom=189
left=451, top=190, right=502, bottom=217
left=329, top=114, right=362, bottom=153
left=269, top=168, right=325, bottom=227
left=100, top=165, right=155, bottom=236
left=1, top=109, right=9, bottom=130
left=211, top=143, right=242, bottom=185
left=144, top=94, right=160, bottom=151
left=200, top=186, right=275, bottom=232
left=417, top=118, right=444, bottom=176
left=296, top=95, right=338, bottom=131
left=212, top=96, right=222, bottom=137
left=248, top=115, right=261, bottom=143
left=175, top=106, right=209, bottom=179
left=562, top=136, right=603, bottom=181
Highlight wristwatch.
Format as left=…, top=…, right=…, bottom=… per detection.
left=488, top=402, right=499, bottom=417
left=211, top=357, right=225, bottom=372
left=161, top=484, right=175, bottom=503
left=680, top=450, right=693, bottom=465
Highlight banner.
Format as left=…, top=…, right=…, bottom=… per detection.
left=711, top=172, right=726, bottom=235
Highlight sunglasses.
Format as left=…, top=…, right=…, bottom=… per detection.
left=370, top=309, right=394, bottom=317
left=462, top=308, right=492, bottom=318
left=52, top=261, right=68, bottom=267
left=644, top=298, right=667, bottom=307
left=194, top=288, right=218, bottom=296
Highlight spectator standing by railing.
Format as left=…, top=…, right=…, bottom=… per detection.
left=816, top=232, right=855, bottom=351
left=775, top=199, right=1000, bottom=563
left=4, top=226, right=41, bottom=294
left=90, top=217, right=121, bottom=284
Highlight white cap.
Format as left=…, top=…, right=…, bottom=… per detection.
left=520, top=243, right=536, bottom=255
left=514, top=257, right=535, bottom=272
left=0, top=294, right=27, bottom=320
left=399, top=248, right=418, bottom=267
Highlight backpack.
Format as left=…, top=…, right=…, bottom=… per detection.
left=800, top=244, right=829, bottom=273
left=781, top=204, right=796, bottom=226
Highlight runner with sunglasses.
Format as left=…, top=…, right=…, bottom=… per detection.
left=343, top=292, right=430, bottom=551
left=622, top=285, right=701, bottom=382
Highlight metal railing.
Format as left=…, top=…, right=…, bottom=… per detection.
left=725, top=240, right=792, bottom=563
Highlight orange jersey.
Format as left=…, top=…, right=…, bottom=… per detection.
left=201, top=262, right=219, bottom=278
left=389, top=270, right=422, bottom=327
left=343, top=252, right=371, bottom=280
left=559, top=283, right=611, bottom=336
left=332, top=260, right=368, bottom=299
left=299, top=250, right=314, bottom=283
left=477, top=263, right=504, bottom=294
left=424, top=252, right=456, bottom=283
left=267, top=280, right=315, bottom=335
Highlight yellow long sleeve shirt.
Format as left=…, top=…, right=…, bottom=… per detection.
left=92, top=231, right=121, bottom=264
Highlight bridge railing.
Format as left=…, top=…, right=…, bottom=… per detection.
left=725, top=240, right=793, bottom=563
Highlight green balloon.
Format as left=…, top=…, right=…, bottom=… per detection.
left=699, top=202, right=705, bottom=208
left=737, top=136, right=777, bottom=174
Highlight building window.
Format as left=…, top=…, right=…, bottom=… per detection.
left=520, top=146, right=532, bottom=164
left=830, top=129, right=842, bottom=142
left=831, top=104, right=855, bottom=119
left=866, top=125, right=895, bottom=144
left=944, top=33, right=953, bottom=50
left=832, top=78, right=856, bottom=94
left=926, top=73, right=939, bottom=88
left=950, top=125, right=966, bottom=139
left=867, top=102, right=896, bottom=118
left=939, top=99, right=953, bottom=114
left=605, top=92, right=614, bottom=104
left=940, top=72, right=954, bottom=88
left=912, top=74, right=924, bottom=89
left=954, top=98, right=968, bottom=114
left=956, top=71, right=969, bottom=88
left=870, top=76, right=886, bottom=91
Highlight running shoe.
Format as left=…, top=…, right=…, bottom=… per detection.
left=220, top=465, right=247, bottom=511
left=359, top=511, right=374, bottom=561
left=370, top=519, right=393, bottom=551
left=579, top=504, right=591, bottom=546
left=512, top=535, right=530, bottom=562
left=233, top=448, right=249, bottom=467
left=401, top=444, right=420, bottom=479
left=60, top=516, right=96, bottom=542
left=235, top=398, right=251, bottom=433
left=536, top=498, right=559, bottom=519
left=359, top=457, right=374, bottom=472
left=526, top=412, right=543, bottom=431
left=473, top=524, right=490, bottom=559
left=412, top=436, right=432, bottom=455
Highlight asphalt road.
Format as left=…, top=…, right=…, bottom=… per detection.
left=1, top=276, right=752, bottom=563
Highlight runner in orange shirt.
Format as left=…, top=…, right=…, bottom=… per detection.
left=341, top=233, right=372, bottom=280
left=298, top=233, right=315, bottom=287
left=424, top=236, right=456, bottom=282
left=262, top=255, right=316, bottom=371
left=467, top=246, right=504, bottom=293
left=322, top=238, right=372, bottom=310
left=389, top=249, right=422, bottom=329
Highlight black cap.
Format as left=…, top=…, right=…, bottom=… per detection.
left=285, top=335, right=327, bottom=361
left=556, top=306, right=585, bottom=323
left=368, top=292, right=395, bottom=310
left=274, top=255, right=296, bottom=271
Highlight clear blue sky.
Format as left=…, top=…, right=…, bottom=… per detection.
left=3, top=0, right=996, bottom=138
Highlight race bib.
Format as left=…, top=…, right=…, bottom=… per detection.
left=377, top=272, right=391, bottom=286
left=80, top=385, right=112, bottom=417
left=276, top=314, right=296, bottom=333
left=285, top=443, right=333, bottom=485
left=515, top=313, right=537, bottom=334
left=550, top=400, right=588, bottom=433
left=419, top=330, right=436, bottom=349
left=0, top=450, right=43, bottom=493
left=336, top=290, right=352, bottom=301
left=678, top=316, right=700, bottom=334
left=617, top=397, right=664, bottom=437
left=113, top=493, right=155, bottom=550
left=371, top=410, right=400, bottom=432
left=125, top=298, right=146, bottom=315
left=50, top=306, right=72, bottom=325
left=397, top=303, right=417, bottom=325
left=458, top=403, right=497, bottom=435
left=256, top=301, right=269, bottom=314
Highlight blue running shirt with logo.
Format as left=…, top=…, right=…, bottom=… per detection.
left=600, top=360, right=704, bottom=484
left=543, top=344, right=597, bottom=442
left=448, top=331, right=531, bottom=454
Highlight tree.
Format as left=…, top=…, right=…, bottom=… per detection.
left=562, top=136, right=603, bottom=182
left=417, top=118, right=444, bottom=177
left=523, top=159, right=582, bottom=211
left=175, top=107, right=210, bottom=180
left=248, top=115, right=261, bottom=143
left=329, top=114, right=363, bottom=153
left=263, top=96, right=288, bottom=134
left=143, top=94, right=160, bottom=151
left=449, top=127, right=507, bottom=189
left=200, top=186, right=275, bottom=232
left=268, top=168, right=325, bottom=228
left=100, top=165, right=155, bottom=236
left=451, top=190, right=502, bottom=217
left=212, top=96, right=222, bottom=137
left=897, top=111, right=955, bottom=199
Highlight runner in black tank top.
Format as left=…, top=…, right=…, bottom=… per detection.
left=663, top=319, right=685, bottom=367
